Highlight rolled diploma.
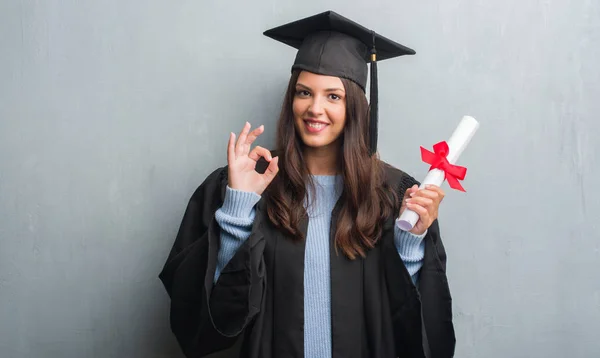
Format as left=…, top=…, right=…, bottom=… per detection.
left=396, top=116, right=480, bottom=232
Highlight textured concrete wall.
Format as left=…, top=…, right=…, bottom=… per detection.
left=1, top=1, right=598, bottom=357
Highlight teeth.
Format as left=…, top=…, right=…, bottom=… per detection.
left=307, top=122, right=325, bottom=129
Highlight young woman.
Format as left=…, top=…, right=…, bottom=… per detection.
left=160, top=11, right=455, bottom=358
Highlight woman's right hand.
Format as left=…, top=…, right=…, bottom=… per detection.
left=227, top=122, right=280, bottom=195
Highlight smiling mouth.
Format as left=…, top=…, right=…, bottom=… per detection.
left=306, top=121, right=327, bottom=129
left=303, top=120, right=329, bottom=133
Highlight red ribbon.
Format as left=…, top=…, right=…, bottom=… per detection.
left=420, top=141, right=468, bottom=192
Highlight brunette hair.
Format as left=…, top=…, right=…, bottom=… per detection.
left=264, top=70, right=397, bottom=259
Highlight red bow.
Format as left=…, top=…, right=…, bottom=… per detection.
left=420, top=141, right=468, bottom=192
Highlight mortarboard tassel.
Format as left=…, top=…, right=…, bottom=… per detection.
left=368, top=32, right=378, bottom=156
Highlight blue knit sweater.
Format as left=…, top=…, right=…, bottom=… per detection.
left=214, top=175, right=426, bottom=358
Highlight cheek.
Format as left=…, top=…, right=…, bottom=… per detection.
left=331, top=105, right=347, bottom=128
left=292, top=99, right=305, bottom=119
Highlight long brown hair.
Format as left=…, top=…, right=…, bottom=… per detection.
left=264, top=70, right=397, bottom=260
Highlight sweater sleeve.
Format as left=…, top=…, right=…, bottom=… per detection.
left=394, top=221, right=426, bottom=285
left=213, top=186, right=261, bottom=282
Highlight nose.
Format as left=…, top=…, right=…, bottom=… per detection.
left=308, top=96, right=325, bottom=116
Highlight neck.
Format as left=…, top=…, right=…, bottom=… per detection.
left=303, top=144, right=341, bottom=176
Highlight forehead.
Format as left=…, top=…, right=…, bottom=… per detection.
left=296, top=71, right=344, bottom=89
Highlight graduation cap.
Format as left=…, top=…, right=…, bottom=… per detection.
left=264, top=10, right=415, bottom=155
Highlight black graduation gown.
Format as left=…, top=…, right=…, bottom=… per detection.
left=158, top=161, right=455, bottom=358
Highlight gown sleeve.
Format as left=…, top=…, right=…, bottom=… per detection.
left=158, top=167, right=267, bottom=358
left=417, top=218, right=456, bottom=358
left=384, top=162, right=456, bottom=357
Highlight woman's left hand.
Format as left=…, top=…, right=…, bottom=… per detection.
left=399, top=184, right=445, bottom=236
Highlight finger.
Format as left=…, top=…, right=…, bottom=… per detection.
left=403, top=189, right=411, bottom=201
left=404, top=184, right=418, bottom=199
left=263, top=156, right=280, bottom=183
left=248, top=146, right=272, bottom=162
left=406, top=196, right=434, bottom=208
left=406, top=202, right=430, bottom=222
left=227, top=132, right=236, bottom=163
left=245, top=125, right=264, bottom=147
left=235, top=122, right=251, bottom=157
left=425, top=184, right=446, bottom=199
left=408, top=184, right=419, bottom=197
left=412, top=189, right=441, bottom=201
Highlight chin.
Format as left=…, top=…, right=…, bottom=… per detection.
left=299, top=135, right=338, bottom=150
left=304, top=141, right=331, bottom=149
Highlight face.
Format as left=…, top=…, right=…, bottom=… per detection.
left=293, top=71, right=347, bottom=151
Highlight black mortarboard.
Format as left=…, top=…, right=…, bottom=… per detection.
left=264, top=11, right=415, bottom=155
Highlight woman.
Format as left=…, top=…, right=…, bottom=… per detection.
left=159, top=11, right=455, bottom=358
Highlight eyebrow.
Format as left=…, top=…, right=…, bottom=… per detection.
left=296, top=83, right=345, bottom=93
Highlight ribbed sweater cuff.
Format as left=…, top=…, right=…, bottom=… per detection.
left=394, top=222, right=427, bottom=262
left=220, top=186, right=261, bottom=218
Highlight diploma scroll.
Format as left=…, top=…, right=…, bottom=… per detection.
left=396, top=116, right=480, bottom=232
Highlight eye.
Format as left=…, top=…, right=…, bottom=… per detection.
left=295, top=90, right=311, bottom=98
left=329, top=93, right=342, bottom=101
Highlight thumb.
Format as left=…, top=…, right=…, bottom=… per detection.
left=400, top=185, right=419, bottom=215
left=403, top=184, right=418, bottom=200
left=408, top=184, right=419, bottom=197
left=263, top=156, right=280, bottom=184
